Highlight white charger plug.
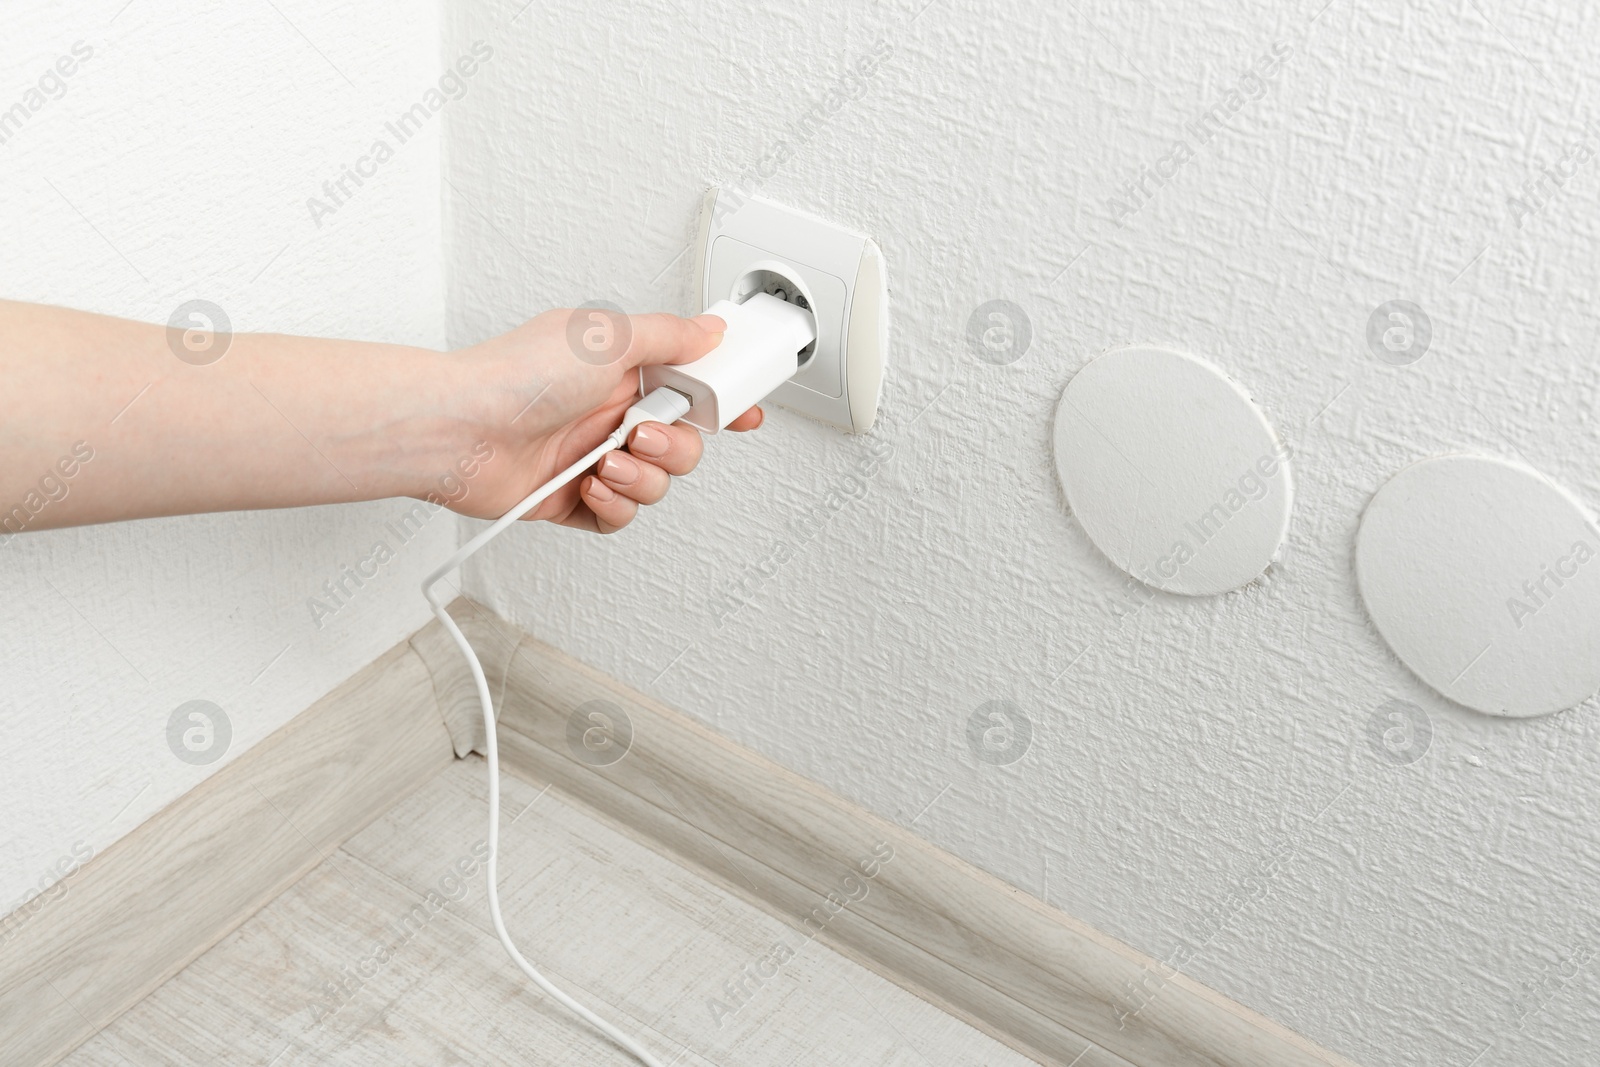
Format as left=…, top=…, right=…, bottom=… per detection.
left=640, top=292, right=817, bottom=433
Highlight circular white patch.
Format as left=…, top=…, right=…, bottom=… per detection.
left=1356, top=454, right=1600, bottom=717
left=1052, top=346, right=1293, bottom=596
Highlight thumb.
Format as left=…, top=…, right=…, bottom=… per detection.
left=621, top=312, right=726, bottom=370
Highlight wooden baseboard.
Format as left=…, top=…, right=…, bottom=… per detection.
left=449, top=604, right=1359, bottom=1067
left=2, top=598, right=1358, bottom=1067
left=0, top=631, right=457, bottom=1067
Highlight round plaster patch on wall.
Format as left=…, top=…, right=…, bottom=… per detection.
left=1052, top=345, right=1294, bottom=596
left=1355, top=454, right=1600, bottom=717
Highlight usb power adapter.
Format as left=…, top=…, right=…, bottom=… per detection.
left=641, top=292, right=817, bottom=433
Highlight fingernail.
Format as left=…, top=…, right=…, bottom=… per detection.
left=691, top=313, right=726, bottom=334
left=631, top=424, right=669, bottom=457
left=600, top=452, right=639, bottom=485
left=586, top=477, right=615, bottom=502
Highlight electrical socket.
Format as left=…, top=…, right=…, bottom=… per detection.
left=691, top=190, right=888, bottom=433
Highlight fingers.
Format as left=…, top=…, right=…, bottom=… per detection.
left=569, top=424, right=700, bottom=533
left=579, top=475, right=639, bottom=534
left=623, top=312, right=726, bottom=369
left=726, top=406, right=763, bottom=432
left=595, top=450, right=671, bottom=505
left=556, top=401, right=763, bottom=536
left=627, top=420, right=704, bottom=476
left=591, top=409, right=761, bottom=514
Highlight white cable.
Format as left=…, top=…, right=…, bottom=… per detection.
left=420, top=387, right=691, bottom=1067
left=418, top=295, right=813, bottom=1061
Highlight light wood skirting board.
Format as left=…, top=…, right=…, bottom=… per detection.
left=425, top=603, right=1361, bottom=1067
left=2, top=597, right=1360, bottom=1067
left=0, top=636, right=457, bottom=1067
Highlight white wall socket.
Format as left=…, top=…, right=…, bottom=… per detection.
left=691, top=189, right=888, bottom=433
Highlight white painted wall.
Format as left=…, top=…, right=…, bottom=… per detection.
left=0, top=0, right=449, bottom=931
left=443, top=1, right=1600, bottom=1064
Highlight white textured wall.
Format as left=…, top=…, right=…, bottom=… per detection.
left=0, top=1, right=449, bottom=926
left=444, top=1, right=1600, bottom=1064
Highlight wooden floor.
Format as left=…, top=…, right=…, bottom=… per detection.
left=59, top=757, right=1037, bottom=1066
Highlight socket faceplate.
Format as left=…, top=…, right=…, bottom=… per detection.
left=692, top=189, right=887, bottom=433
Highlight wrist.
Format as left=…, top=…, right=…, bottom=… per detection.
left=385, top=345, right=496, bottom=504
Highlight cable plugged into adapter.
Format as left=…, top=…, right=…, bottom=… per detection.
left=641, top=292, right=816, bottom=434
left=420, top=294, right=816, bottom=1067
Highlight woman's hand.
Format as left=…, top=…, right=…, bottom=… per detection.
left=0, top=299, right=758, bottom=534
left=437, top=307, right=762, bottom=532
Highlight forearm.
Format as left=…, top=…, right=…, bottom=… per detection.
left=1, top=299, right=473, bottom=531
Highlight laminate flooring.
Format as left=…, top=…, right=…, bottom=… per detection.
left=61, top=757, right=1038, bottom=1067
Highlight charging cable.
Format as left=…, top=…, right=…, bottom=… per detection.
left=421, top=386, right=688, bottom=1067
left=420, top=293, right=814, bottom=1065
